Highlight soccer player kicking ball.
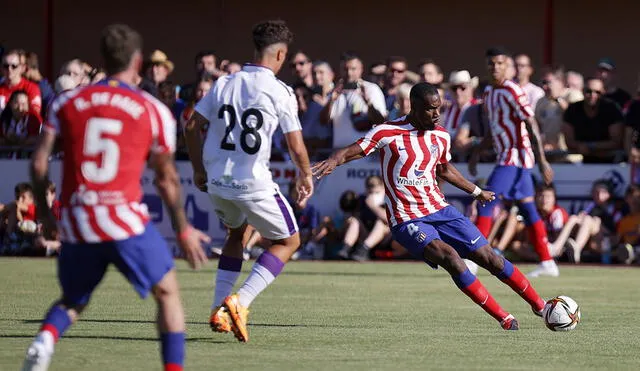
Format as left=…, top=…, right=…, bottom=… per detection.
left=469, top=47, right=558, bottom=277
left=184, top=20, right=313, bottom=343
left=313, top=83, right=546, bottom=330
left=22, top=24, right=209, bottom=371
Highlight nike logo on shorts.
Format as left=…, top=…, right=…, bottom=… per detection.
left=471, top=236, right=481, bottom=244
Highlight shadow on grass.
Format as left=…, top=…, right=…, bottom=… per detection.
left=0, top=334, right=225, bottom=343
left=14, top=318, right=357, bottom=329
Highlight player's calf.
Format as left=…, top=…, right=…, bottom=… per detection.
left=491, top=256, right=545, bottom=313
left=152, top=270, right=186, bottom=371
left=467, top=244, right=505, bottom=275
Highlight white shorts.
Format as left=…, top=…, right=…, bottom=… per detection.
left=208, top=190, right=299, bottom=240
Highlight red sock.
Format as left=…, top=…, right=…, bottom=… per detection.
left=527, top=220, right=552, bottom=261
left=476, top=216, right=492, bottom=237
left=461, top=278, right=509, bottom=322
left=165, top=364, right=183, bottom=371
left=501, top=266, right=545, bottom=311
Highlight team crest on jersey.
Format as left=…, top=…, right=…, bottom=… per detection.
left=415, top=231, right=426, bottom=243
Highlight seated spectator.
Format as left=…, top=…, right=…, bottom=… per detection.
left=34, top=180, right=61, bottom=256
left=563, top=77, right=624, bottom=163
left=614, top=185, right=640, bottom=264
left=0, top=90, right=41, bottom=158
left=625, top=89, right=640, bottom=184
left=0, top=50, right=42, bottom=120
left=383, top=56, right=408, bottom=111
left=388, top=83, right=412, bottom=121
left=288, top=182, right=326, bottom=260
left=24, top=52, right=54, bottom=117
left=595, top=58, right=631, bottom=109
left=535, top=67, right=569, bottom=154
left=1, top=183, right=37, bottom=255
left=289, top=50, right=313, bottom=88
left=514, top=54, right=544, bottom=109
left=320, top=52, right=387, bottom=148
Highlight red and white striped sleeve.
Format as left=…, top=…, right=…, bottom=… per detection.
left=356, top=125, right=397, bottom=156
left=433, top=128, right=452, bottom=164
left=505, top=83, right=534, bottom=121
left=147, top=97, right=177, bottom=154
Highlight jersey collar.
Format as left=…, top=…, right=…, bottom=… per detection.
left=242, top=63, right=275, bottom=76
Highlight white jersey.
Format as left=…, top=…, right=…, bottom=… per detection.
left=195, top=64, right=301, bottom=200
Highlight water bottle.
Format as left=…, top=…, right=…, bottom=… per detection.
left=601, top=236, right=611, bottom=264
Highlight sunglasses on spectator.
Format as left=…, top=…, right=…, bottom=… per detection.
left=452, top=85, right=467, bottom=91
left=390, top=68, right=406, bottom=74
left=2, top=63, right=19, bottom=70
left=290, top=60, right=308, bottom=68
left=584, top=89, right=603, bottom=95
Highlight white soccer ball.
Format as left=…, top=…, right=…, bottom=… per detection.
left=543, top=295, right=581, bottom=331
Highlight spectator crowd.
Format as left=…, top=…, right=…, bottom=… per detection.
left=1, top=44, right=640, bottom=265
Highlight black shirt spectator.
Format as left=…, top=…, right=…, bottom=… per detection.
left=605, top=88, right=631, bottom=110
left=562, top=78, right=624, bottom=163
left=625, top=99, right=640, bottom=148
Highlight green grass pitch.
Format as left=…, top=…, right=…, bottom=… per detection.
left=1, top=259, right=640, bottom=370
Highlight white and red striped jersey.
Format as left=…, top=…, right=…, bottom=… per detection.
left=442, top=98, right=478, bottom=135
left=356, top=116, right=451, bottom=226
left=44, top=79, right=176, bottom=243
left=483, top=80, right=535, bottom=169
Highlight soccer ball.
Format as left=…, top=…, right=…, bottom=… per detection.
left=543, top=296, right=581, bottom=331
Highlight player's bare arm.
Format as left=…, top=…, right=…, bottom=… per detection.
left=436, top=162, right=495, bottom=206
left=285, top=130, right=314, bottom=206
left=468, top=129, right=493, bottom=176
left=151, top=151, right=209, bottom=269
left=30, top=130, right=57, bottom=237
left=523, top=117, right=553, bottom=185
left=312, top=143, right=365, bottom=179
left=183, top=111, right=209, bottom=191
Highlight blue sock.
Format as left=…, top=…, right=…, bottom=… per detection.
left=40, top=304, right=72, bottom=342
left=519, top=201, right=540, bottom=226
left=161, top=332, right=185, bottom=370
left=452, top=268, right=476, bottom=289
left=496, top=257, right=514, bottom=280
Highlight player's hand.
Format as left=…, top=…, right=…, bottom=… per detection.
left=178, top=225, right=210, bottom=270
left=474, top=190, right=495, bottom=207
left=312, top=158, right=338, bottom=180
left=296, top=174, right=314, bottom=208
left=539, top=161, right=554, bottom=185
left=193, top=171, right=208, bottom=192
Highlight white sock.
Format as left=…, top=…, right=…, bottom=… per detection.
left=212, top=269, right=241, bottom=308
left=35, top=331, right=55, bottom=354
left=237, top=263, right=276, bottom=307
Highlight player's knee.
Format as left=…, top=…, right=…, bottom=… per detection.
left=426, top=240, right=465, bottom=273
left=470, top=245, right=503, bottom=274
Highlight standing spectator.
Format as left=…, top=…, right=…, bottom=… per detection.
left=505, top=56, right=516, bottom=81
left=88, top=67, right=107, bottom=84
left=563, top=77, right=624, bottom=163
left=454, top=98, right=491, bottom=159
left=24, top=52, right=55, bottom=115
left=320, top=52, right=386, bottom=148
left=223, top=62, right=242, bottom=75
left=180, top=50, right=225, bottom=102
left=567, top=71, right=584, bottom=92
left=158, top=81, right=185, bottom=121
left=0, top=50, right=42, bottom=119
left=514, top=54, right=545, bottom=109
left=289, top=50, right=313, bottom=88
left=383, top=56, right=408, bottom=111
left=388, top=83, right=412, bottom=121
left=312, top=61, right=335, bottom=103
left=417, top=59, right=443, bottom=84
left=535, top=67, right=569, bottom=153
left=595, top=58, right=631, bottom=109
left=54, top=75, right=76, bottom=94
left=178, top=78, right=212, bottom=156
left=367, top=61, right=386, bottom=90
left=0, top=90, right=41, bottom=157
left=625, top=87, right=640, bottom=183
left=442, top=70, right=478, bottom=141
left=145, top=49, right=174, bottom=89
left=59, top=59, right=87, bottom=87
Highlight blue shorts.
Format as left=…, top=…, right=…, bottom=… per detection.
left=58, top=223, right=174, bottom=306
left=391, top=206, right=488, bottom=263
left=486, top=165, right=535, bottom=201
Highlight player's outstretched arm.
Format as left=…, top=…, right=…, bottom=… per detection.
left=312, top=143, right=365, bottom=180
left=183, top=112, right=209, bottom=191
left=30, top=131, right=57, bottom=238
left=151, top=152, right=209, bottom=269
left=436, top=162, right=495, bottom=206
left=285, top=130, right=314, bottom=206
left=523, top=117, right=553, bottom=185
